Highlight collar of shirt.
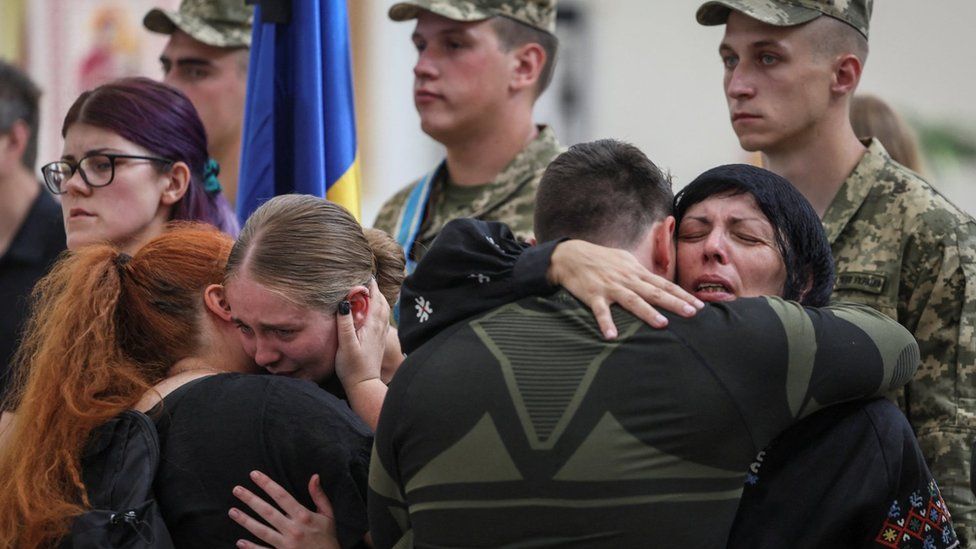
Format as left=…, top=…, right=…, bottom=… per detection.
left=821, top=138, right=890, bottom=245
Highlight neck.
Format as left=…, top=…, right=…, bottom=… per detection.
left=211, top=135, right=241, bottom=208
left=763, top=114, right=867, bottom=218
left=0, top=167, right=41, bottom=256
left=443, top=112, right=538, bottom=187
left=166, top=356, right=220, bottom=378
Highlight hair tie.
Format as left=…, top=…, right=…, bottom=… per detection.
left=202, top=158, right=222, bottom=193
left=115, top=252, right=132, bottom=270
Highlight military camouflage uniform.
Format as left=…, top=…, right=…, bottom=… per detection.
left=144, top=0, right=253, bottom=48
left=373, top=126, right=562, bottom=263
left=824, top=139, right=976, bottom=544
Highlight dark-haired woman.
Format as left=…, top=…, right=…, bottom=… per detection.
left=40, top=77, right=238, bottom=253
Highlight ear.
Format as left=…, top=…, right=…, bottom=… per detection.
left=651, top=216, right=676, bottom=279
left=1, top=120, right=29, bottom=159
left=203, top=284, right=233, bottom=321
left=345, top=285, right=370, bottom=330
left=796, top=272, right=815, bottom=304
left=160, top=160, right=191, bottom=206
left=0, top=121, right=30, bottom=173
left=509, top=42, right=546, bottom=94
left=831, top=54, right=862, bottom=97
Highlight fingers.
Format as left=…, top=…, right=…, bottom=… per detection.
left=636, top=274, right=704, bottom=314
left=308, top=474, right=336, bottom=520
left=229, top=502, right=282, bottom=548
left=367, top=279, right=391, bottom=327
left=250, top=470, right=307, bottom=518
left=589, top=299, right=618, bottom=340
left=335, top=300, right=359, bottom=350
left=234, top=539, right=271, bottom=549
left=626, top=281, right=700, bottom=319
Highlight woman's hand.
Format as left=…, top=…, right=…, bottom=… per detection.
left=381, top=328, right=404, bottom=384
left=335, top=279, right=389, bottom=429
left=229, top=470, right=339, bottom=549
left=549, top=240, right=704, bottom=339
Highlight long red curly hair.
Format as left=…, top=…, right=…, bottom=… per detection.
left=0, top=223, right=233, bottom=547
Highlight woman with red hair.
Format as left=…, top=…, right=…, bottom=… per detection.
left=0, top=224, right=373, bottom=548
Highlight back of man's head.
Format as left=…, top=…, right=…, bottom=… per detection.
left=0, top=60, right=41, bottom=171
left=534, top=139, right=673, bottom=248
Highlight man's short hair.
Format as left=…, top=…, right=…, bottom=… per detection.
left=0, top=60, right=41, bottom=170
left=490, top=16, right=559, bottom=97
left=810, top=15, right=869, bottom=65
left=535, top=139, right=673, bottom=248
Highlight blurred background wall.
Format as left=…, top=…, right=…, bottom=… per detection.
left=3, top=0, right=974, bottom=222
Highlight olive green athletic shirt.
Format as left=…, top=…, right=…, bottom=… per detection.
left=369, top=292, right=919, bottom=548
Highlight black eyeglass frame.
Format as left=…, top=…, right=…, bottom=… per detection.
left=40, top=153, right=174, bottom=195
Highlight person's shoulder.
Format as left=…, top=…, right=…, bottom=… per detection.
left=856, top=143, right=974, bottom=235
left=373, top=174, right=434, bottom=230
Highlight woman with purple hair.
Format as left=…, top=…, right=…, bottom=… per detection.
left=40, top=77, right=238, bottom=253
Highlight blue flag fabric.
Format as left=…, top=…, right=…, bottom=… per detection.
left=237, top=0, right=362, bottom=225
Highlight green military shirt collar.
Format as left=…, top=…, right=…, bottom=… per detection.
left=821, top=138, right=889, bottom=245
left=440, top=125, right=561, bottom=219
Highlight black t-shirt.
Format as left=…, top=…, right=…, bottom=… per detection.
left=151, top=373, right=372, bottom=548
left=0, top=189, right=64, bottom=398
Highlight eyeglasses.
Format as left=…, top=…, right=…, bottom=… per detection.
left=40, top=153, right=174, bottom=195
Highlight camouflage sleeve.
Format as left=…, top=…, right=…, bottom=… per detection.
left=900, top=221, right=976, bottom=543
left=372, top=181, right=420, bottom=237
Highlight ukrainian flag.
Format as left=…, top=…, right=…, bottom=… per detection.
left=237, top=0, right=362, bottom=224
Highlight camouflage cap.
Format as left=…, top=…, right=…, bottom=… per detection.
left=389, top=0, right=557, bottom=34
left=696, top=0, right=872, bottom=39
left=144, top=0, right=254, bottom=48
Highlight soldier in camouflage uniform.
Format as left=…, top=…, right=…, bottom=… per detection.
left=373, top=0, right=563, bottom=271
left=144, top=0, right=253, bottom=207
left=696, top=0, right=976, bottom=542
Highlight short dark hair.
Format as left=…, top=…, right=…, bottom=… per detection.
left=0, top=60, right=41, bottom=170
left=490, top=16, right=559, bottom=97
left=535, top=139, right=673, bottom=248
left=673, top=164, right=834, bottom=306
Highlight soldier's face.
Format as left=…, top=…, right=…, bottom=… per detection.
left=411, top=12, right=515, bottom=143
left=160, top=30, right=248, bottom=155
left=719, top=12, right=835, bottom=153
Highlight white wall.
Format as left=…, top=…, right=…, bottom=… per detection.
left=357, top=0, right=976, bottom=222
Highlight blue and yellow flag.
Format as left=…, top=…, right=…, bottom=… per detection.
left=237, top=0, right=361, bottom=224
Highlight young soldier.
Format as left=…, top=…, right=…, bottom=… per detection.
left=373, top=0, right=562, bottom=271
left=143, top=0, right=253, bottom=207
left=695, top=0, right=976, bottom=540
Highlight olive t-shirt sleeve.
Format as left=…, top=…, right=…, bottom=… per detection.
left=672, top=297, right=919, bottom=450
